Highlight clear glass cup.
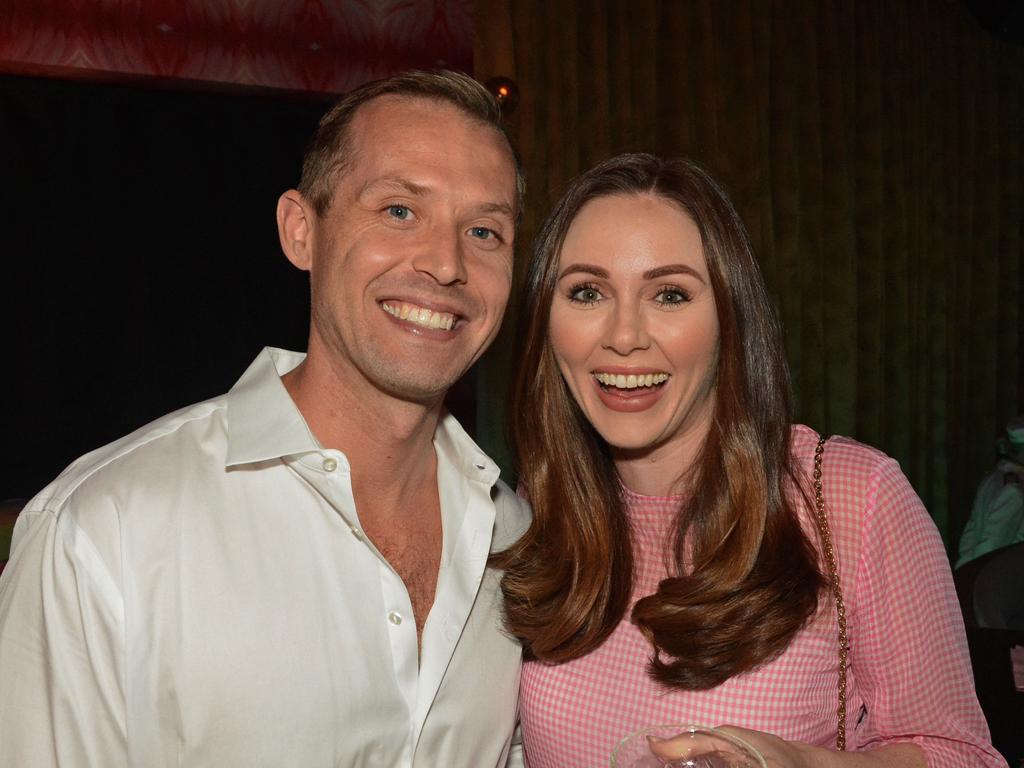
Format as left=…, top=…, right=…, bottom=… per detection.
left=611, top=724, right=767, bottom=768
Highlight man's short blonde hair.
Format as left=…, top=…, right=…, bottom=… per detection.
left=298, top=70, right=524, bottom=220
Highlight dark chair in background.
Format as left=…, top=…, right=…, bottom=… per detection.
left=954, top=542, right=1024, bottom=765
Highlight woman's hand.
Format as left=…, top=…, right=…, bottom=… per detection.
left=648, top=725, right=925, bottom=768
left=709, top=726, right=825, bottom=768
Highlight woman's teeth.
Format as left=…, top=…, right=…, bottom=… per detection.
left=593, top=372, right=670, bottom=390
left=382, top=301, right=456, bottom=331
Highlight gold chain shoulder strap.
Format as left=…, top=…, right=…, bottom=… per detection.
left=812, top=435, right=849, bottom=751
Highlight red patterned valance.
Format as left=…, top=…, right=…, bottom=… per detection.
left=0, top=0, right=473, bottom=94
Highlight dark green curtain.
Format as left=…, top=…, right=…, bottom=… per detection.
left=475, top=0, right=1024, bottom=546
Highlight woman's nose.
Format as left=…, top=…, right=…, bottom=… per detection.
left=602, top=301, right=651, bottom=355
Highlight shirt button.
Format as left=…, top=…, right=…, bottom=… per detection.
left=322, top=457, right=338, bottom=472
left=388, top=611, right=403, bottom=626
left=350, top=527, right=364, bottom=541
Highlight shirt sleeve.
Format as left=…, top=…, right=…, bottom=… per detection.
left=0, top=504, right=128, bottom=766
left=849, top=457, right=1006, bottom=767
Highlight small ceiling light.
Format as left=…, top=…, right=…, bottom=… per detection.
left=485, top=76, right=520, bottom=115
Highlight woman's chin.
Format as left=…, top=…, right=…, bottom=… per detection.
left=601, top=432, right=665, bottom=456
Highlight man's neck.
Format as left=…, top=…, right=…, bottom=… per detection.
left=283, top=348, right=447, bottom=640
left=281, top=351, right=443, bottom=514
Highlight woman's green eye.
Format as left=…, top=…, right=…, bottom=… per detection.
left=570, top=287, right=602, bottom=303
left=657, top=289, right=689, bottom=304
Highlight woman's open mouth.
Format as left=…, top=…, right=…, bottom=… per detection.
left=592, top=372, right=670, bottom=391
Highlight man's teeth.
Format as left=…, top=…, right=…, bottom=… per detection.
left=382, top=302, right=456, bottom=331
left=593, top=372, right=670, bottom=390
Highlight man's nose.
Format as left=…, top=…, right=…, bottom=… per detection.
left=602, top=301, right=651, bottom=355
left=411, top=226, right=468, bottom=286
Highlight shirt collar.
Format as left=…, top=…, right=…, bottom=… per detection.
left=433, top=411, right=501, bottom=488
left=225, top=347, right=319, bottom=466
left=225, top=347, right=502, bottom=488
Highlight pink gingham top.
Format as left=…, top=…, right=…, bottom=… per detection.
left=518, top=425, right=1004, bottom=767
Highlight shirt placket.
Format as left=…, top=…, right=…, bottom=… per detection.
left=289, top=450, right=419, bottom=767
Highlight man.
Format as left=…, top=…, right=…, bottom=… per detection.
left=0, top=70, right=529, bottom=767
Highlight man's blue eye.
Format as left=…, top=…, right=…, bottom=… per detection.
left=388, top=205, right=411, bottom=220
left=470, top=227, right=495, bottom=240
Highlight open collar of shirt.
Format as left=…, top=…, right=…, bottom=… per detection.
left=222, top=347, right=501, bottom=486
left=224, top=347, right=318, bottom=467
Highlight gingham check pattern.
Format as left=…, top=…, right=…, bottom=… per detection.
left=518, top=425, right=1005, bottom=767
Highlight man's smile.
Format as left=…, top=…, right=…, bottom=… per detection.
left=381, top=300, right=458, bottom=331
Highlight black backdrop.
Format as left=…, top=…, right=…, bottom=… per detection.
left=1, top=74, right=327, bottom=499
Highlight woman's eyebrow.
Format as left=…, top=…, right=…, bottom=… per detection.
left=557, top=263, right=706, bottom=282
left=557, top=263, right=609, bottom=280
left=643, top=264, right=706, bottom=282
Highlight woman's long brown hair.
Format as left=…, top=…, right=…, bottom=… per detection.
left=492, top=154, right=824, bottom=689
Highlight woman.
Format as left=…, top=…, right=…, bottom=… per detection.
left=495, top=154, right=1004, bottom=767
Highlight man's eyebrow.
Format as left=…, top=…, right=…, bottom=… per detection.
left=357, top=177, right=430, bottom=199
left=558, top=263, right=610, bottom=280
left=643, top=264, right=706, bottom=282
left=358, top=178, right=514, bottom=221
left=477, top=201, right=516, bottom=220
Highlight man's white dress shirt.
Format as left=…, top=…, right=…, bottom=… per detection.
left=0, top=347, right=529, bottom=767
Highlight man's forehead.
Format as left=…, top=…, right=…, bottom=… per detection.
left=352, top=95, right=509, bottom=157
left=343, top=95, right=518, bottom=203
left=349, top=94, right=480, bottom=143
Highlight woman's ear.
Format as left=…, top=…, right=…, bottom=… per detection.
left=277, top=190, right=315, bottom=272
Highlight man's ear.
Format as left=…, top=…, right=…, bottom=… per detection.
left=277, top=190, right=316, bottom=271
